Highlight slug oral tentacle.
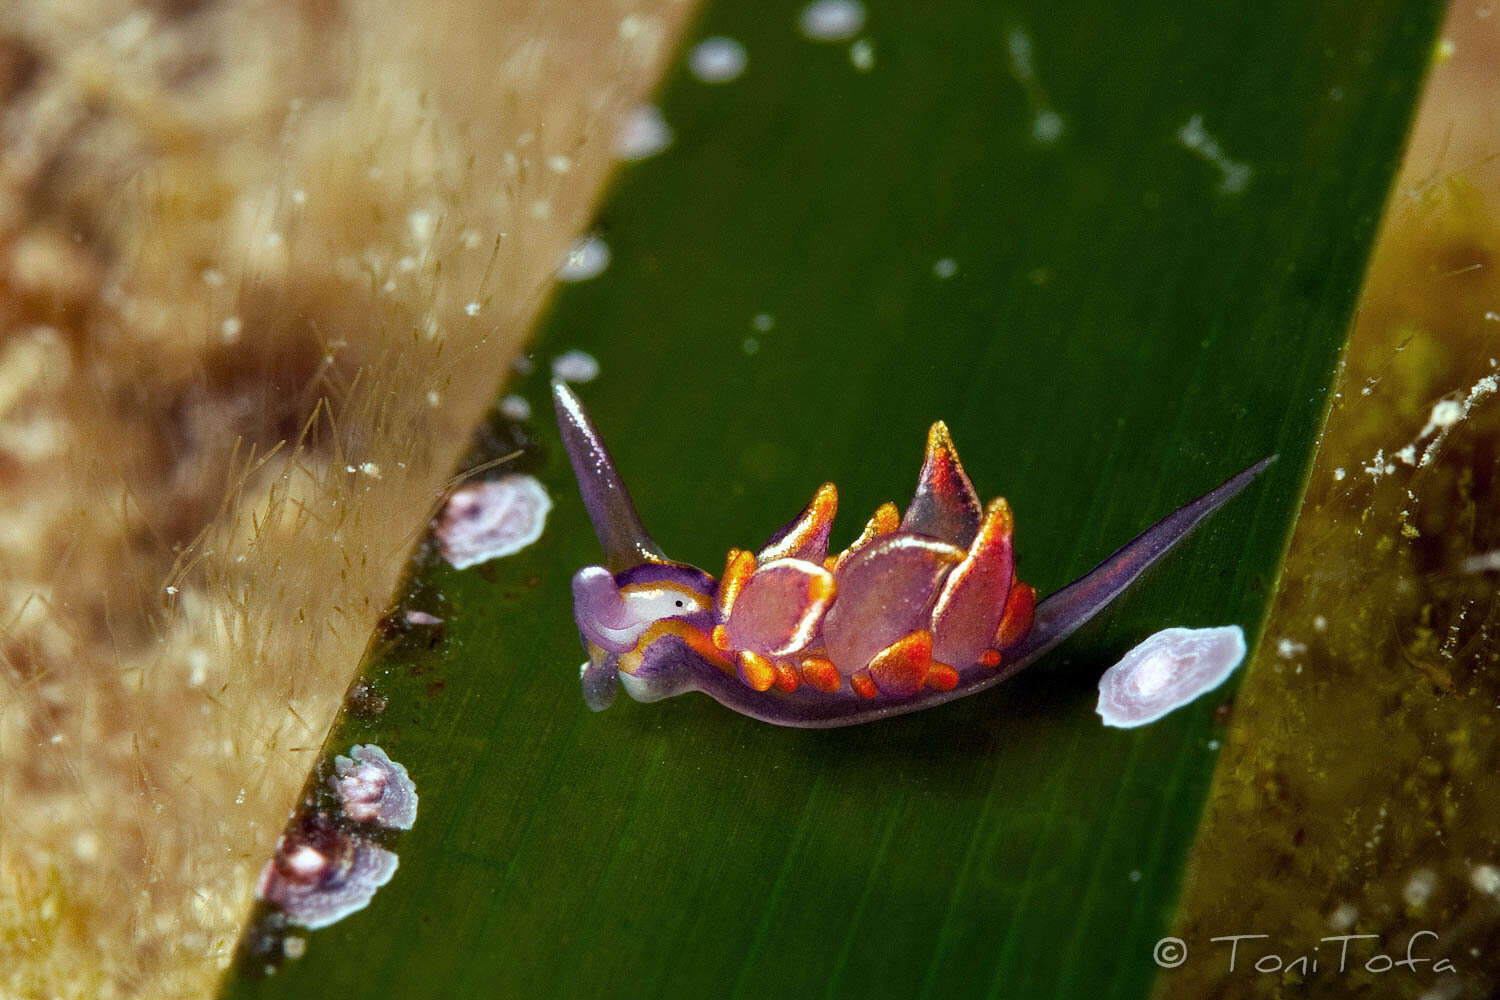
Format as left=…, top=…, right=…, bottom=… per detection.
left=553, top=381, right=667, bottom=572
left=552, top=380, right=1272, bottom=728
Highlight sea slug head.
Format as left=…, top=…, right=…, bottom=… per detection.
left=554, top=381, right=719, bottom=709
left=571, top=559, right=718, bottom=709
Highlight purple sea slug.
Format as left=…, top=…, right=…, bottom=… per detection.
left=555, top=380, right=1271, bottom=728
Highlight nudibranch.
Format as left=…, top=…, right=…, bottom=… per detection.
left=554, top=381, right=1272, bottom=728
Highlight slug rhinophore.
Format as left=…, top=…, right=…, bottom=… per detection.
left=554, top=381, right=1272, bottom=728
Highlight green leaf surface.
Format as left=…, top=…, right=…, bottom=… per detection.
left=225, top=1, right=1441, bottom=996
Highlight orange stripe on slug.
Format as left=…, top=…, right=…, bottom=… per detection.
left=867, top=630, right=937, bottom=697
left=806, top=571, right=836, bottom=605
left=978, top=650, right=1002, bottom=668
left=850, top=670, right=878, bottom=700
left=711, top=624, right=730, bottom=652
left=994, top=581, right=1037, bottom=649
left=717, top=549, right=757, bottom=619
left=772, top=661, right=801, bottom=692
left=925, top=664, right=960, bottom=690
left=738, top=651, right=777, bottom=692
left=799, top=656, right=841, bottom=693
left=619, top=620, right=732, bottom=675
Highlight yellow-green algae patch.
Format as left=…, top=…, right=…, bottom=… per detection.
left=1159, top=177, right=1500, bottom=997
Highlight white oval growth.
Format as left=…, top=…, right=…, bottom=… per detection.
left=331, top=744, right=418, bottom=830
left=689, top=37, right=747, bottom=83
left=557, top=235, right=610, bottom=282
left=614, top=104, right=673, bottom=161
left=498, top=394, right=532, bottom=421
left=1096, top=625, right=1246, bottom=728
left=551, top=349, right=601, bottom=384
left=798, top=0, right=866, bottom=41
left=437, top=475, right=553, bottom=570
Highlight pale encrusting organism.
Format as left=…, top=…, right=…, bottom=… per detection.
left=255, top=814, right=399, bottom=931
left=255, top=743, right=418, bottom=937
left=331, top=744, right=419, bottom=830
left=1095, top=626, right=1247, bottom=728
left=436, top=475, right=553, bottom=569
left=553, top=381, right=1273, bottom=727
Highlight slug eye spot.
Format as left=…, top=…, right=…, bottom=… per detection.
left=675, top=600, right=684, bottom=608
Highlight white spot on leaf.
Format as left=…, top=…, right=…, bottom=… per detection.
left=1327, top=902, right=1358, bottom=930
left=798, top=0, right=866, bottom=41
left=551, top=349, right=601, bottom=383
left=557, top=235, right=611, bottom=282
left=614, top=104, right=673, bottom=161
left=849, top=38, right=875, bottom=71
left=1403, top=869, right=1436, bottom=907
left=1275, top=637, right=1306, bottom=659
left=1005, top=29, right=1064, bottom=147
left=1464, top=550, right=1500, bottom=573
left=689, top=37, right=747, bottom=83
left=498, top=394, right=532, bottom=421
left=1007, top=28, right=1034, bottom=79
left=1032, top=110, right=1064, bottom=144
left=1177, top=114, right=1252, bottom=194
left=407, top=209, right=436, bottom=246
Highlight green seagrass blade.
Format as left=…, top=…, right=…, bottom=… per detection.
left=223, top=1, right=1442, bottom=997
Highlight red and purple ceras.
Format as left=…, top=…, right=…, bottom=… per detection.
left=554, top=382, right=1271, bottom=728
